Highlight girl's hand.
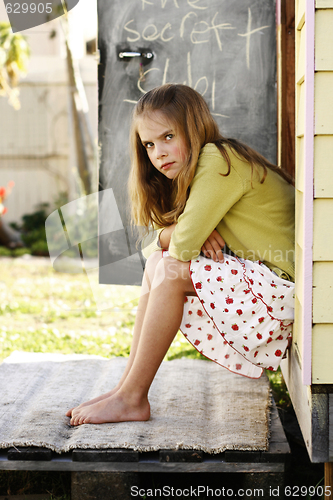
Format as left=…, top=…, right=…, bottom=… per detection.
left=201, top=230, right=225, bottom=263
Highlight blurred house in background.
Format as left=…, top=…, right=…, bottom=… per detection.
left=0, top=0, right=98, bottom=224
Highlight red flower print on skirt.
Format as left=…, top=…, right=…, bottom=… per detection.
left=162, top=251, right=294, bottom=379
left=178, top=253, right=294, bottom=379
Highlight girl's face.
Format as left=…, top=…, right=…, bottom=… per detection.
left=137, top=112, right=189, bottom=180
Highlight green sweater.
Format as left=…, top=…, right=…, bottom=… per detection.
left=142, top=143, right=295, bottom=281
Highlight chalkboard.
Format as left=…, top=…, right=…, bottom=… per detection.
left=98, top=0, right=277, bottom=285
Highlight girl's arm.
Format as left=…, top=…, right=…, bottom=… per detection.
left=168, top=145, right=244, bottom=262
left=159, top=223, right=177, bottom=249
left=161, top=224, right=225, bottom=263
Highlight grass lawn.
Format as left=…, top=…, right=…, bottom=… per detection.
left=0, top=256, right=324, bottom=499
left=0, top=256, right=200, bottom=363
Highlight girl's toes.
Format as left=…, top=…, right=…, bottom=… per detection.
left=70, top=415, right=79, bottom=426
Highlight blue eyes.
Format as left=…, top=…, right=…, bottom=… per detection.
left=144, top=134, right=174, bottom=149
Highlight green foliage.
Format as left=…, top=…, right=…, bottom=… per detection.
left=0, top=22, right=30, bottom=72
left=9, top=191, right=99, bottom=259
left=0, top=22, right=30, bottom=109
left=12, top=246, right=31, bottom=257
left=0, top=246, right=12, bottom=256
left=21, top=205, right=49, bottom=231
left=30, top=238, right=49, bottom=256
left=0, top=246, right=31, bottom=257
left=22, top=226, right=46, bottom=247
left=266, top=367, right=292, bottom=411
left=12, top=203, right=50, bottom=256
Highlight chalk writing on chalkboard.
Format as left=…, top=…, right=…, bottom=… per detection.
left=122, top=6, right=271, bottom=114
left=98, top=0, right=277, bottom=285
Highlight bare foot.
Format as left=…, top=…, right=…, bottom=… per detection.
left=69, top=391, right=150, bottom=426
left=66, top=386, right=121, bottom=418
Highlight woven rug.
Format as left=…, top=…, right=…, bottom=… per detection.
left=0, top=352, right=271, bottom=454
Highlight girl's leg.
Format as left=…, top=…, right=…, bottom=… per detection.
left=66, top=251, right=165, bottom=417
left=70, top=256, right=195, bottom=425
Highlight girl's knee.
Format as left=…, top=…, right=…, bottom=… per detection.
left=144, top=252, right=163, bottom=287
left=160, top=256, right=191, bottom=287
left=147, top=254, right=192, bottom=291
left=145, top=252, right=185, bottom=280
left=145, top=251, right=163, bottom=273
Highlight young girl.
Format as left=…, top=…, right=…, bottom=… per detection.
left=67, top=84, right=295, bottom=426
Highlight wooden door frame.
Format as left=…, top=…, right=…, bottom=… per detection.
left=277, top=0, right=295, bottom=179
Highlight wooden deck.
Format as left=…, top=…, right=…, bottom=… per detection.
left=0, top=403, right=290, bottom=499
left=0, top=405, right=290, bottom=500
left=0, top=403, right=289, bottom=473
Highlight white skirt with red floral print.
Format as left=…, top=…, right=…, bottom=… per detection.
left=174, top=252, right=294, bottom=379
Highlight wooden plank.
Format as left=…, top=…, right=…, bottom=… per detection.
left=313, top=263, right=333, bottom=322
left=224, top=450, right=261, bottom=463
left=281, top=347, right=313, bottom=461
left=159, top=449, right=203, bottom=462
left=315, top=72, right=333, bottom=134
left=297, top=0, right=306, bottom=30
left=71, top=471, right=139, bottom=500
left=296, top=81, right=305, bottom=137
left=296, top=136, right=305, bottom=192
left=294, top=296, right=304, bottom=348
left=266, top=404, right=291, bottom=458
left=312, top=325, right=333, bottom=383
left=70, top=469, right=285, bottom=500
left=281, top=346, right=330, bottom=462
left=0, top=459, right=285, bottom=473
left=72, top=449, right=139, bottom=462
left=301, top=0, right=315, bottom=388
left=328, top=393, right=333, bottom=460
left=296, top=25, right=306, bottom=83
left=325, top=463, right=333, bottom=500
left=295, top=191, right=304, bottom=250
left=313, top=199, right=333, bottom=260
left=315, top=10, right=333, bottom=70
left=314, top=136, right=333, bottom=198
left=295, top=251, right=304, bottom=311
left=316, top=0, right=333, bottom=7
left=311, top=392, right=329, bottom=460
left=277, top=0, right=295, bottom=178
left=7, top=447, right=52, bottom=461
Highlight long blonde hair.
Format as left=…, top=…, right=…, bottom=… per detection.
left=128, top=84, right=292, bottom=231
